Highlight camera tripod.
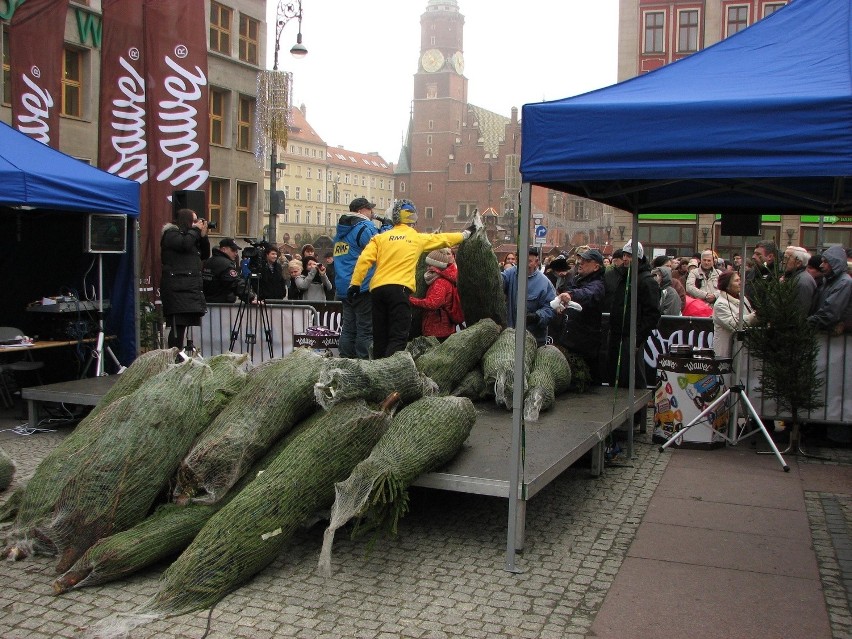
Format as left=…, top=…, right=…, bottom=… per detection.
left=659, top=382, right=789, bottom=472
left=228, top=272, right=274, bottom=359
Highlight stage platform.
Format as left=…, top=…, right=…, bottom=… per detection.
left=21, top=375, right=117, bottom=429
left=412, top=386, right=651, bottom=548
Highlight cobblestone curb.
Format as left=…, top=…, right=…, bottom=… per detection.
left=805, top=490, right=852, bottom=639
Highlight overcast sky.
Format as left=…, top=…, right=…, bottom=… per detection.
left=265, top=0, right=620, bottom=163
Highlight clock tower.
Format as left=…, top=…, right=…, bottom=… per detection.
left=397, top=1, right=522, bottom=244
left=415, top=0, right=467, bottom=103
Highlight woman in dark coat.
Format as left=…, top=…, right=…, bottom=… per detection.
left=160, top=208, right=210, bottom=349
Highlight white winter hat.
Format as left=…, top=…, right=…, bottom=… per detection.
left=621, top=241, right=644, bottom=260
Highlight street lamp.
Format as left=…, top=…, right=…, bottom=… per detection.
left=268, top=1, right=307, bottom=245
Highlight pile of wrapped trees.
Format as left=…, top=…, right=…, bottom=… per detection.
left=0, top=228, right=577, bottom=630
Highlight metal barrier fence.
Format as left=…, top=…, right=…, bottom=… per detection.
left=641, top=316, right=851, bottom=425
left=195, top=300, right=343, bottom=365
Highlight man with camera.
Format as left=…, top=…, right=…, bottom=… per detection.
left=202, top=237, right=255, bottom=303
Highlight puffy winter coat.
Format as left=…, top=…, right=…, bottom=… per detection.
left=160, top=223, right=209, bottom=317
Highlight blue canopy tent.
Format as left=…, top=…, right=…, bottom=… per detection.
left=500, top=0, right=852, bottom=569
left=520, top=0, right=852, bottom=214
left=0, top=121, right=140, bottom=367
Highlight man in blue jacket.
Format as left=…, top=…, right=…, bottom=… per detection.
left=333, top=197, right=391, bottom=358
left=502, top=247, right=557, bottom=346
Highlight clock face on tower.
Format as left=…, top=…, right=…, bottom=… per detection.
left=420, top=48, right=444, bottom=73
left=452, top=51, right=464, bottom=75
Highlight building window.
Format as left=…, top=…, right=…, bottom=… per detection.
left=210, top=2, right=232, bottom=55
left=726, top=6, right=749, bottom=36
left=210, top=88, right=226, bottom=145
left=237, top=95, right=253, bottom=151
left=316, top=191, right=322, bottom=202
left=318, top=211, right=324, bottom=226
left=295, top=186, right=301, bottom=200
left=209, top=179, right=225, bottom=230
left=573, top=200, right=588, bottom=221
left=643, top=11, right=665, bottom=53
left=306, top=188, right=312, bottom=200
left=236, top=182, right=253, bottom=236
left=638, top=224, right=697, bottom=257
left=317, top=169, right=323, bottom=180
left=306, top=168, right=312, bottom=179
left=428, top=183, right=433, bottom=192
left=380, top=179, right=384, bottom=189
left=425, top=207, right=434, bottom=220
left=62, top=48, right=83, bottom=118
left=427, top=135, right=433, bottom=144
left=763, top=2, right=786, bottom=17
left=429, top=120, right=434, bottom=130
left=400, top=181, right=406, bottom=192
left=2, top=29, right=10, bottom=106
left=295, top=209, right=301, bottom=224
left=427, top=148, right=432, bottom=156
left=465, top=163, right=473, bottom=175
left=677, top=10, right=699, bottom=53
left=458, top=203, right=476, bottom=219
left=238, top=14, right=259, bottom=64
left=306, top=211, right=311, bottom=225
left=426, top=84, right=437, bottom=99
left=361, top=176, right=366, bottom=187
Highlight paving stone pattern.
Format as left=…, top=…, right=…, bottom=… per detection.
left=806, top=490, right=852, bottom=639
left=0, top=422, right=668, bottom=639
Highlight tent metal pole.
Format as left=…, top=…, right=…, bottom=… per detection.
left=505, top=182, right=532, bottom=573
left=626, top=214, right=640, bottom=459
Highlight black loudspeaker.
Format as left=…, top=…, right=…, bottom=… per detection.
left=172, top=190, right=206, bottom=220
left=720, top=213, right=761, bottom=236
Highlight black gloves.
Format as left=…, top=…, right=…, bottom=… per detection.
left=347, top=285, right=360, bottom=301
left=526, top=313, right=538, bottom=326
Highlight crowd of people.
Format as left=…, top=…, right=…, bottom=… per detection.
left=163, top=199, right=852, bottom=395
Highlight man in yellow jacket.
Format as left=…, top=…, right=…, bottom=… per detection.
left=348, top=199, right=476, bottom=358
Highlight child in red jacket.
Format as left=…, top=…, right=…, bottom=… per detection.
left=409, top=248, right=461, bottom=339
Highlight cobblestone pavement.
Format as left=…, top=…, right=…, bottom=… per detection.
left=801, top=447, right=852, bottom=639
left=1, top=418, right=850, bottom=639
left=0, top=418, right=669, bottom=639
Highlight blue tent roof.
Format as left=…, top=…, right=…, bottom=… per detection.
left=0, top=121, right=139, bottom=216
left=520, top=0, right=852, bottom=214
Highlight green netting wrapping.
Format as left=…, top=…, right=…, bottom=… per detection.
left=314, top=350, right=434, bottom=410
left=455, top=221, right=507, bottom=327
left=46, top=357, right=247, bottom=574
left=0, top=349, right=179, bottom=546
left=53, top=415, right=284, bottom=595
left=0, top=484, right=22, bottom=523
left=523, top=345, right=573, bottom=421
left=87, top=348, right=179, bottom=421
left=405, top=335, right=440, bottom=360
left=0, top=445, right=14, bottom=492
left=318, top=395, right=475, bottom=576
left=482, top=328, right=537, bottom=409
left=451, top=367, right=488, bottom=399
left=94, top=396, right=398, bottom=635
left=174, top=348, right=324, bottom=505
left=413, top=319, right=501, bottom=394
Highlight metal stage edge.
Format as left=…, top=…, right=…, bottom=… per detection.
left=21, top=376, right=118, bottom=430
left=411, top=385, right=651, bottom=550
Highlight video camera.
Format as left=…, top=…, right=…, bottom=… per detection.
left=240, top=238, right=270, bottom=276
left=200, top=218, right=217, bottom=230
